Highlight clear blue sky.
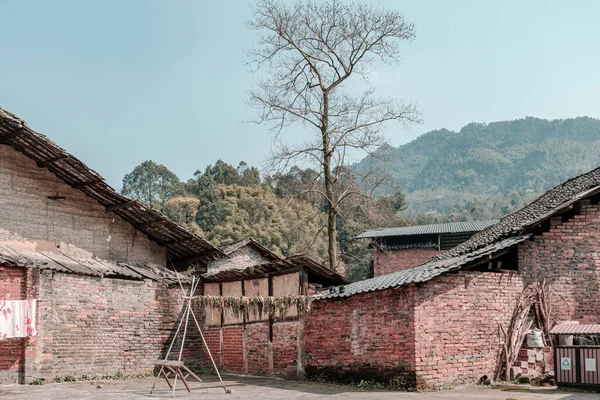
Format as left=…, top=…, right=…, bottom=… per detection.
left=1, top=0, right=599, bottom=188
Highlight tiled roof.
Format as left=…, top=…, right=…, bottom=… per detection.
left=219, top=237, right=280, bottom=260
left=0, top=106, right=224, bottom=267
left=436, top=166, right=600, bottom=261
left=355, top=220, right=499, bottom=239
left=0, top=243, right=187, bottom=282
left=316, top=235, right=530, bottom=299
left=203, top=254, right=349, bottom=285
left=321, top=165, right=600, bottom=300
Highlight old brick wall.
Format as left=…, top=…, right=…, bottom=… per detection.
left=519, top=200, right=600, bottom=324
left=413, top=271, right=524, bottom=389
left=202, top=327, right=222, bottom=368
left=2, top=269, right=202, bottom=383
left=201, top=320, right=300, bottom=377
left=0, top=266, right=38, bottom=384
left=272, top=321, right=298, bottom=376
left=302, top=271, right=523, bottom=390
left=222, top=326, right=244, bottom=372
left=304, top=286, right=417, bottom=388
left=373, top=247, right=442, bottom=276
left=0, top=145, right=165, bottom=265
left=245, top=322, right=270, bottom=375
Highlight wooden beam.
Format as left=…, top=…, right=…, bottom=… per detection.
left=158, top=237, right=199, bottom=246
left=175, top=249, right=221, bottom=266
left=0, top=128, right=25, bottom=143
left=268, top=275, right=274, bottom=342
left=72, top=178, right=103, bottom=189
left=106, top=200, right=138, bottom=211
left=300, top=267, right=308, bottom=296
left=138, top=218, right=165, bottom=229
left=37, top=154, right=68, bottom=168
left=203, top=267, right=301, bottom=283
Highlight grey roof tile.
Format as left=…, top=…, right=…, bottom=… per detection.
left=355, top=220, right=499, bottom=239
left=436, top=166, right=600, bottom=261
left=316, top=234, right=530, bottom=300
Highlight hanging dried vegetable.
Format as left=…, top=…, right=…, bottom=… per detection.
left=193, top=295, right=312, bottom=319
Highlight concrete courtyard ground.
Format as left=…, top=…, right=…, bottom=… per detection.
left=1, top=375, right=600, bottom=400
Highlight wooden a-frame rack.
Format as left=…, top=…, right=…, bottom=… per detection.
left=150, top=273, right=231, bottom=397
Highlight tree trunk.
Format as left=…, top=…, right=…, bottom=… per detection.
left=321, top=91, right=337, bottom=270
left=323, top=151, right=337, bottom=270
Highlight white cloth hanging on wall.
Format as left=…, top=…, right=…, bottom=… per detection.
left=0, top=299, right=37, bottom=339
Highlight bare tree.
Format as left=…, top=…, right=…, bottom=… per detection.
left=248, top=0, right=422, bottom=270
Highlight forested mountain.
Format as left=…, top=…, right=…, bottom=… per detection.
left=356, top=117, right=600, bottom=219
left=121, top=116, right=600, bottom=280
left=121, top=160, right=410, bottom=280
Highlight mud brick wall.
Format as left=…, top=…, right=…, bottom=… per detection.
left=413, top=271, right=524, bottom=389
left=373, top=247, right=442, bottom=276
left=519, top=200, right=600, bottom=324
left=0, top=145, right=165, bottom=265
left=0, top=266, right=38, bottom=384
left=304, top=285, right=417, bottom=389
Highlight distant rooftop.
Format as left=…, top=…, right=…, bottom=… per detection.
left=355, top=220, right=500, bottom=239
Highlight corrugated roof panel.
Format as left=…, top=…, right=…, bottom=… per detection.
left=316, top=234, right=530, bottom=300
left=355, top=220, right=499, bottom=239
left=550, top=324, right=600, bottom=335
left=0, top=243, right=178, bottom=281
left=0, top=244, right=71, bottom=272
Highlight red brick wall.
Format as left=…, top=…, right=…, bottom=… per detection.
left=373, top=248, right=442, bottom=276
left=245, top=323, right=270, bottom=375
left=222, top=326, right=244, bottom=372
left=272, top=321, right=298, bottom=376
left=202, top=327, right=222, bottom=368
left=0, top=266, right=31, bottom=384
left=413, top=271, right=524, bottom=389
left=519, top=200, right=600, bottom=324
left=303, top=270, right=523, bottom=390
left=201, top=321, right=300, bottom=377
left=304, top=285, right=417, bottom=388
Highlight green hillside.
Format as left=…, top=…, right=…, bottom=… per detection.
left=357, top=117, right=600, bottom=219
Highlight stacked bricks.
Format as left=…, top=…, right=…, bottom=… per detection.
left=373, top=248, right=442, bottom=276
left=511, top=347, right=553, bottom=379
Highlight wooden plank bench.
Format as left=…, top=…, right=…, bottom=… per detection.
left=150, top=360, right=203, bottom=397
